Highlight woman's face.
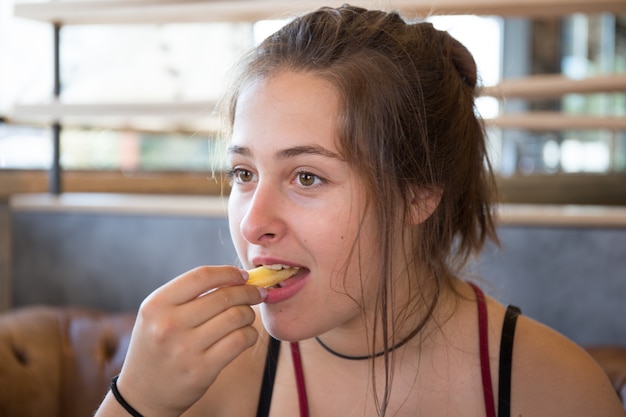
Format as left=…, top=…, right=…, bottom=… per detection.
left=227, top=71, right=381, bottom=342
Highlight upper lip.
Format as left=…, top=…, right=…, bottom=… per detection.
left=251, top=256, right=301, bottom=269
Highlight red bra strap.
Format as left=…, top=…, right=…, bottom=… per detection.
left=470, top=283, right=497, bottom=417
left=290, top=285, right=496, bottom=417
left=290, top=342, right=309, bottom=417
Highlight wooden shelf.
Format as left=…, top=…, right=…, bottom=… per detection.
left=497, top=173, right=626, bottom=206
left=10, top=192, right=228, bottom=217
left=8, top=101, right=219, bottom=133
left=498, top=203, right=626, bottom=227
left=0, top=169, right=226, bottom=197
left=487, top=112, right=626, bottom=131
left=14, top=0, right=626, bottom=25
left=482, top=73, right=626, bottom=100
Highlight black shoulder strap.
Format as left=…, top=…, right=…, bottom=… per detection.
left=498, top=305, right=521, bottom=417
left=256, top=336, right=281, bottom=417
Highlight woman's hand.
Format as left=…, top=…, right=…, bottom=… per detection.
left=112, top=266, right=265, bottom=417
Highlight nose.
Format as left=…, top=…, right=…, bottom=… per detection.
left=238, top=180, right=286, bottom=245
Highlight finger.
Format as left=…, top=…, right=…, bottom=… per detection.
left=156, top=265, right=247, bottom=306
left=182, top=284, right=265, bottom=328
left=186, top=304, right=257, bottom=351
left=200, top=324, right=260, bottom=369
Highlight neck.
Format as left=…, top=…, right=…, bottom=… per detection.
left=314, top=277, right=455, bottom=361
left=315, top=330, right=418, bottom=360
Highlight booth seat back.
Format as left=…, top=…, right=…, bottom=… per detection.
left=0, top=306, right=135, bottom=417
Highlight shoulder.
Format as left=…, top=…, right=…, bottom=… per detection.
left=183, top=307, right=270, bottom=417
left=510, top=312, right=623, bottom=416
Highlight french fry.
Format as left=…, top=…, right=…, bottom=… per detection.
left=246, top=266, right=300, bottom=288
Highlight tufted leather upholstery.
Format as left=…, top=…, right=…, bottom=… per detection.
left=0, top=306, right=135, bottom=417
left=0, top=306, right=624, bottom=416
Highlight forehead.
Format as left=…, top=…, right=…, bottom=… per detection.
left=232, top=71, right=340, bottom=144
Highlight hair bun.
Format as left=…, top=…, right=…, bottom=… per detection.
left=447, top=35, right=477, bottom=89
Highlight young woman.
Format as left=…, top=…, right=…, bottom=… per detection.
left=96, top=5, right=623, bottom=417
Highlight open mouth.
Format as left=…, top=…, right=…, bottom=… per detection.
left=265, top=265, right=302, bottom=289
left=275, top=267, right=309, bottom=288
left=247, top=264, right=302, bottom=288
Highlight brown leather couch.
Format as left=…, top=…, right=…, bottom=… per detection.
left=0, top=306, right=135, bottom=417
left=0, top=306, right=624, bottom=417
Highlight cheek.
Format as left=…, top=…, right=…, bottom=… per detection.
left=227, top=200, right=246, bottom=257
left=315, top=210, right=373, bottom=282
left=341, top=213, right=382, bottom=292
left=309, top=206, right=353, bottom=248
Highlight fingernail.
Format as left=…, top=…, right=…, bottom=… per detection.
left=240, top=269, right=249, bottom=282
left=257, top=286, right=268, bottom=300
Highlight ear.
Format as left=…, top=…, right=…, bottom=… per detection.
left=408, top=186, right=442, bottom=225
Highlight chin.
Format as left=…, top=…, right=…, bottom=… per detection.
left=260, top=305, right=320, bottom=342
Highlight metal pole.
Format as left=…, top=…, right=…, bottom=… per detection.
left=50, top=23, right=62, bottom=194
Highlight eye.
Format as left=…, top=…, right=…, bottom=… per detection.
left=228, top=168, right=254, bottom=183
left=296, top=171, right=323, bottom=187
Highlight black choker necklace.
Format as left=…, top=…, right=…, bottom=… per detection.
left=315, top=333, right=416, bottom=361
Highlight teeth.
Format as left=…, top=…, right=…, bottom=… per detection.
left=265, top=264, right=291, bottom=270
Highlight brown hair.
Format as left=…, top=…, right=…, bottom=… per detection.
left=222, top=5, right=499, bottom=415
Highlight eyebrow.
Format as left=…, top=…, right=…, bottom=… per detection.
left=227, top=144, right=343, bottom=161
